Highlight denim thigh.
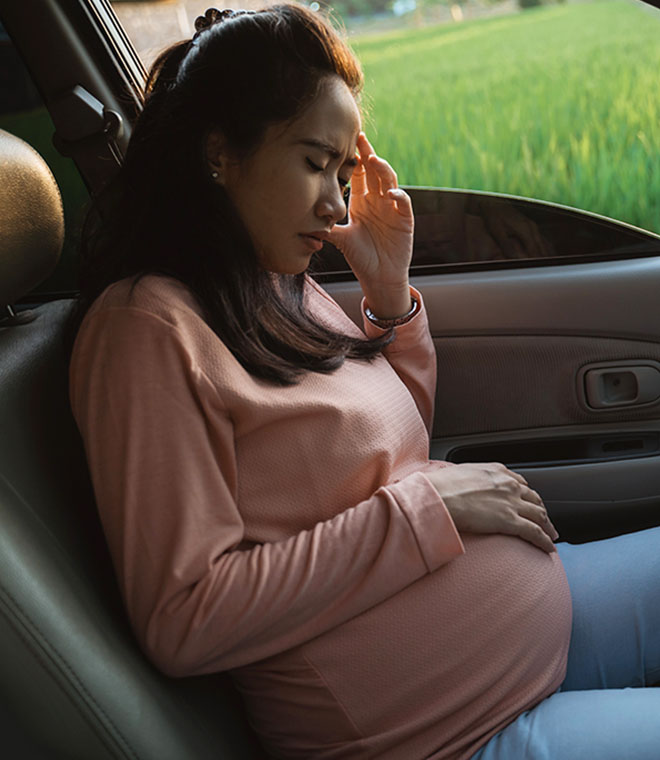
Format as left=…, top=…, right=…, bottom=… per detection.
left=471, top=526, right=660, bottom=759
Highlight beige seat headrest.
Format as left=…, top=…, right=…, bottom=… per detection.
left=0, top=128, right=65, bottom=306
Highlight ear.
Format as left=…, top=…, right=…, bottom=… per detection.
left=205, top=129, right=228, bottom=177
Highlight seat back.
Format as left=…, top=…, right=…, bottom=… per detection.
left=0, top=128, right=266, bottom=758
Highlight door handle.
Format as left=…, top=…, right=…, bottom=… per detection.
left=580, top=361, right=660, bottom=409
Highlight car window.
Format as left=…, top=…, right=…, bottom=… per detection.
left=355, top=0, right=660, bottom=230
left=111, top=0, right=660, bottom=276
left=111, top=0, right=194, bottom=70
left=104, top=0, right=660, bottom=278
left=313, top=187, right=660, bottom=279
left=0, top=21, right=89, bottom=297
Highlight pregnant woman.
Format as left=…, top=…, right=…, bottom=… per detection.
left=69, top=5, right=660, bottom=758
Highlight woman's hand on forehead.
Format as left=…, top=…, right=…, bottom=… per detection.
left=327, top=133, right=415, bottom=319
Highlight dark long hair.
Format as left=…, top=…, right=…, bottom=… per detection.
left=72, top=3, right=392, bottom=385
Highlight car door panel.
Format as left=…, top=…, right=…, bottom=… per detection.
left=325, top=254, right=660, bottom=541
left=431, top=424, right=660, bottom=542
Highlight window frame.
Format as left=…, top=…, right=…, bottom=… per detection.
left=314, top=187, right=660, bottom=284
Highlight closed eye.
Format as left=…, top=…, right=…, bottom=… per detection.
left=306, top=157, right=324, bottom=172
left=307, top=157, right=350, bottom=195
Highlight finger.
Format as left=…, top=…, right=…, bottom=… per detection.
left=350, top=157, right=367, bottom=197
left=519, top=480, right=559, bottom=541
left=518, top=500, right=560, bottom=541
left=369, top=154, right=398, bottom=193
left=506, top=517, right=557, bottom=554
left=325, top=222, right=348, bottom=251
left=387, top=187, right=413, bottom=216
left=482, top=462, right=529, bottom=490
left=520, top=486, right=544, bottom=507
left=357, top=134, right=382, bottom=195
left=357, top=131, right=375, bottom=159
left=492, top=464, right=527, bottom=487
left=363, top=155, right=382, bottom=195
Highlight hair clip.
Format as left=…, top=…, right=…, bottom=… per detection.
left=193, top=8, right=234, bottom=39
left=193, top=8, right=255, bottom=40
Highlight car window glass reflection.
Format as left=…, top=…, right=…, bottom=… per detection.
left=314, top=187, right=660, bottom=276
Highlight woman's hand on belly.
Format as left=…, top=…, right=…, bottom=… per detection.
left=426, top=462, right=560, bottom=553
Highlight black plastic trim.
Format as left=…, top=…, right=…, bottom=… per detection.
left=447, top=432, right=660, bottom=469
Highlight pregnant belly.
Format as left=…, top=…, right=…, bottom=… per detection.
left=237, top=534, right=572, bottom=760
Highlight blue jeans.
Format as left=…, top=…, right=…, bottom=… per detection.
left=472, top=525, right=660, bottom=759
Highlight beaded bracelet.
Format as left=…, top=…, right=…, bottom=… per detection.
left=365, top=295, right=419, bottom=328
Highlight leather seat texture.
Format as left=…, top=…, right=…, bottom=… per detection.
left=0, top=128, right=267, bottom=759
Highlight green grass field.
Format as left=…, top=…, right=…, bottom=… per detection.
left=352, top=0, right=660, bottom=233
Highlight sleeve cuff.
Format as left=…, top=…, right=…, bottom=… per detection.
left=361, top=287, right=430, bottom=353
left=386, top=471, right=465, bottom=573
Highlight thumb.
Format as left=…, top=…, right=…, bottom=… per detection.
left=326, top=223, right=350, bottom=252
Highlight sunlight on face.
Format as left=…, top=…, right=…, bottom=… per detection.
left=221, top=76, right=361, bottom=274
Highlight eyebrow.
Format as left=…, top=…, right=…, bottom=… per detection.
left=299, top=138, right=358, bottom=167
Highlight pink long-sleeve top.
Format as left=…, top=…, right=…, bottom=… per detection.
left=69, top=273, right=572, bottom=760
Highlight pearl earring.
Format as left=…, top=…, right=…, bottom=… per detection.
left=211, top=170, right=219, bottom=179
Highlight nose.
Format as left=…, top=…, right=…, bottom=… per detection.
left=315, top=179, right=347, bottom=225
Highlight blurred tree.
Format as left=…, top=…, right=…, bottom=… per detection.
left=328, top=0, right=390, bottom=17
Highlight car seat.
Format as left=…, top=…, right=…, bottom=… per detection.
left=0, top=128, right=268, bottom=759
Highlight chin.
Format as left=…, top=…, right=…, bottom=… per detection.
left=261, top=258, right=312, bottom=276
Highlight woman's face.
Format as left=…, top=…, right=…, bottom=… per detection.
left=212, top=76, right=361, bottom=274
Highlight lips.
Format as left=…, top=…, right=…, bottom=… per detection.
left=299, top=232, right=329, bottom=252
